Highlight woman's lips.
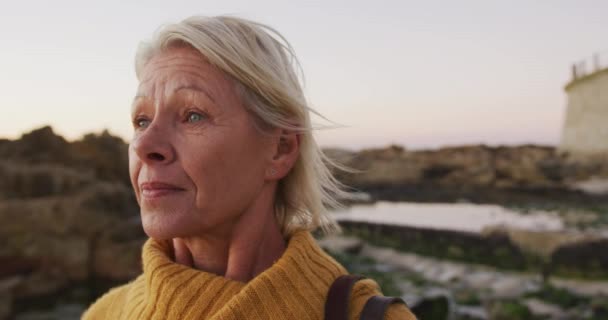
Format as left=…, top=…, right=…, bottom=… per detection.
left=140, top=181, right=185, bottom=199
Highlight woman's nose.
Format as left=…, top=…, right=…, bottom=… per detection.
left=131, top=123, right=176, bottom=165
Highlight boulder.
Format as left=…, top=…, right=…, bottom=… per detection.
left=522, top=298, right=565, bottom=319
left=454, top=305, right=487, bottom=320
left=317, top=236, right=364, bottom=255
left=407, top=287, right=452, bottom=320
left=0, top=180, right=141, bottom=301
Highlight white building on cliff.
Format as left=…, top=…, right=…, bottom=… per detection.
left=560, top=53, right=608, bottom=155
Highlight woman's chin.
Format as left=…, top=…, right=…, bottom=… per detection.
left=140, top=212, right=196, bottom=240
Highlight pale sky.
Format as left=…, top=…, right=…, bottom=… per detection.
left=1, top=0, right=606, bottom=150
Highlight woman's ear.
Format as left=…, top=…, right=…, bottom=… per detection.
left=266, top=129, right=300, bottom=180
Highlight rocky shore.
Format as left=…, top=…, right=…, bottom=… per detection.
left=1, top=126, right=607, bottom=319
left=318, top=235, right=608, bottom=320
left=327, top=145, right=608, bottom=208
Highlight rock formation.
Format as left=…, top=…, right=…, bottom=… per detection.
left=0, top=127, right=141, bottom=317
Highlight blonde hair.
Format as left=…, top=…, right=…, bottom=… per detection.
left=135, top=15, right=350, bottom=236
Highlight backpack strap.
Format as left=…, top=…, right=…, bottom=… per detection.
left=325, top=274, right=366, bottom=320
left=360, top=296, right=406, bottom=320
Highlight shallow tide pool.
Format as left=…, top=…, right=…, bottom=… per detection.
left=332, top=201, right=564, bottom=233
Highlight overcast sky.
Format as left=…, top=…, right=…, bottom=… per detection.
left=1, top=0, right=606, bottom=150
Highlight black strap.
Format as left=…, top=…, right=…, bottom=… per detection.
left=360, top=296, right=406, bottom=320
left=325, top=274, right=366, bottom=320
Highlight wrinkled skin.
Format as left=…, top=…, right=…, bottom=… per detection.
left=129, top=45, right=299, bottom=281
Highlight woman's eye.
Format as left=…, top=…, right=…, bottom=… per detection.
left=135, top=118, right=150, bottom=129
left=187, top=112, right=206, bottom=123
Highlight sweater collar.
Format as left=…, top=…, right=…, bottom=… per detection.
left=141, top=229, right=347, bottom=319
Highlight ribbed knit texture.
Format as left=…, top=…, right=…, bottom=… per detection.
left=82, top=230, right=416, bottom=320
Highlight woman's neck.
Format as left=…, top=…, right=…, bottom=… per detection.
left=171, top=188, right=286, bottom=283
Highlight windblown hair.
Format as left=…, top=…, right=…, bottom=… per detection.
left=135, top=15, right=351, bottom=236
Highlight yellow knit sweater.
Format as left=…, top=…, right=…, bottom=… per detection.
left=82, top=230, right=416, bottom=320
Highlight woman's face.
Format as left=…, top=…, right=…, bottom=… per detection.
left=129, top=46, right=275, bottom=240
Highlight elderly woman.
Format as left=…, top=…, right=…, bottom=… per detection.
left=83, top=16, right=416, bottom=320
